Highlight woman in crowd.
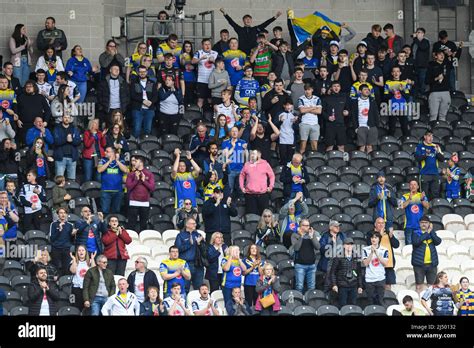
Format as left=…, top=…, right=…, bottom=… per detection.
left=65, top=44, right=99, bottom=103
left=101, top=215, right=132, bottom=276
left=279, top=192, right=309, bottom=249
left=140, top=286, right=167, bottom=316
left=256, top=209, right=280, bottom=248
left=28, top=248, right=59, bottom=283
left=243, top=244, right=264, bottom=307
left=255, top=263, right=282, bottom=316
left=455, top=277, right=474, bottom=316
left=82, top=118, right=106, bottom=182
left=70, top=245, right=96, bottom=312
left=9, top=24, right=33, bottom=86
left=27, top=137, right=54, bottom=188
left=221, top=245, right=247, bottom=305
left=158, top=75, right=184, bottom=136
left=104, top=110, right=130, bottom=138
left=105, top=123, right=129, bottom=159
left=180, top=40, right=196, bottom=108
left=0, top=138, right=18, bottom=191
left=35, top=46, right=65, bottom=84
left=421, top=271, right=455, bottom=316
left=209, top=114, right=230, bottom=146
left=51, top=84, right=77, bottom=124
left=206, top=232, right=228, bottom=293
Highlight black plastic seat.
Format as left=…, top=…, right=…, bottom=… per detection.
left=318, top=197, right=342, bottom=217
left=384, top=166, right=405, bottom=186
left=340, top=197, right=364, bottom=217
left=353, top=214, right=374, bottom=233
left=307, top=182, right=329, bottom=201
left=80, top=181, right=102, bottom=199
left=150, top=214, right=174, bottom=232
left=326, top=150, right=346, bottom=169
left=391, top=151, right=414, bottom=170
left=351, top=182, right=371, bottom=201
left=443, top=136, right=465, bottom=153
left=328, top=182, right=351, bottom=201
left=58, top=306, right=82, bottom=316
left=3, top=291, right=22, bottom=312
left=294, top=305, right=317, bottom=316
left=349, top=151, right=370, bottom=170
left=280, top=290, right=305, bottom=307
left=306, top=152, right=326, bottom=170
left=432, top=120, right=453, bottom=138
left=452, top=199, right=473, bottom=217
left=431, top=198, right=454, bottom=216
left=338, top=166, right=361, bottom=185
left=452, top=121, right=472, bottom=139
left=9, top=306, right=29, bottom=316
left=308, top=214, right=330, bottom=234
left=316, top=305, right=339, bottom=316
left=277, top=259, right=295, bottom=281
left=425, top=214, right=444, bottom=231
left=0, top=276, right=12, bottom=291
left=340, top=305, right=364, bottom=316
left=2, top=261, right=24, bottom=279
left=345, top=230, right=367, bottom=244
left=24, top=230, right=49, bottom=247
left=364, top=305, right=387, bottom=316
left=315, top=166, right=339, bottom=186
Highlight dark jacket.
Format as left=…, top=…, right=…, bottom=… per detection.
left=82, top=266, right=116, bottom=302
left=0, top=147, right=19, bottom=174
left=425, top=60, right=451, bottom=93
left=175, top=230, right=201, bottom=263
left=140, top=300, right=168, bottom=316
left=74, top=217, right=106, bottom=252
left=130, top=78, right=159, bottom=110
left=127, top=269, right=160, bottom=301
left=53, top=124, right=82, bottom=161
left=17, top=93, right=52, bottom=126
left=206, top=244, right=228, bottom=280
left=97, top=75, right=130, bottom=113
left=0, top=288, right=5, bottom=316
left=225, top=298, right=252, bottom=316
left=411, top=230, right=442, bottom=267
left=384, top=35, right=404, bottom=55
left=223, top=14, right=277, bottom=55
left=189, top=134, right=210, bottom=163
left=49, top=221, right=74, bottom=250
left=36, top=28, right=68, bottom=55
left=350, top=96, right=380, bottom=129
left=321, top=92, right=350, bottom=126
left=329, top=254, right=363, bottom=288
left=105, top=133, right=129, bottom=155
left=271, top=41, right=308, bottom=79
left=102, top=227, right=132, bottom=260
left=262, top=89, right=292, bottom=123
left=411, top=38, right=430, bottom=68
left=368, top=183, right=398, bottom=223
left=363, top=33, right=384, bottom=55
left=27, top=279, right=60, bottom=316
left=312, top=29, right=339, bottom=59
left=280, top=162, right=310, bottom=199
left=175, top=208, right=200, bottom=230
left=318, top=232, right=345, bottom=272
left=202, top=198, right=238, bottom=235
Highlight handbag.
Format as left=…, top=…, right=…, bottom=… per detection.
left=259, top=293, right=275, bottom=309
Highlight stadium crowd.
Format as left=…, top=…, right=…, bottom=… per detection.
left=0, top=7, right=473, bottom=317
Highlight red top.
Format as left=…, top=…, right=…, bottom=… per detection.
left=387, top=37, right=395, bottom=51
left=102, top=227, right=132, bottom=260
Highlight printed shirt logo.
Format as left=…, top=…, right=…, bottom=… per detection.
left=233, top=267, right=241, bottom=277
left=411, top=205, right=420, bottom=214
left=79, top=268, right=87, bottom=278
left=371, top=257, right=380, bottom=267
left=36, top=158, right=44, bottom=168
left=30, top=194, right=39, bottom=204
left=361, top=108, right=369, bottom=117
left=1, top=100, right=10, bottom=109
left=182, top=181, right=192, bottom=189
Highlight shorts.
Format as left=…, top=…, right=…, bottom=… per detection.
left=299, top=123, right=320, bottom=141
left=324, top=123, right=347, bottom=146
left=357, top=127, right=378, bottom=146
left=196, top=82, right=211, bottom=99
left=414, top=265, right=438, bottom=285
left=384, top=267, right=396, bottom=285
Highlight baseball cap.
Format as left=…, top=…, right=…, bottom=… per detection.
left=321, top=26, right=331, bottom=34
left=357, top=40, right=368, bottom=48
left=343, top=237, right=354, bottom=245
left=329, top=40, right=340, bottom=48
left=420, top=215, right=430, bottom=223
left=329, top=220, right=340, bottom=227
left=377, top=171, right=385, bottom=178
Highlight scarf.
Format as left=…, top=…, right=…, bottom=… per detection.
left=380, top=232, right=393, bottom=268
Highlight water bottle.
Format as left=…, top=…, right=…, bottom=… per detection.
left=288, top=292, right=294, bottom=304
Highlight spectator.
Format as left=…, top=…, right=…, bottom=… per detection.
left=318, top=220, right=345, bottom=289
left=17, top=81, right=52, bottom=139
left=235, top=66, right=262, bottom=109
left=5, top=179, right=19, bottom=208
left=350, top=69, right=374, bottom=101
left=256, top=210, right=280, bottom=248
left=0, top=74, right=19, bottom=129
left=51, top=71, right=80, bottom=102
left=297, top=83, right=321, bottom=155
left=426, top=49, right=451, bottom=122
left=98, top=146, right=128, bottom=214
left=281, top=154, right=309, bottom=201
left=455, top=277, right=474, bottom=316
left=0, top=138, right=18, bottom=191
left=132, top=55, right=156, bottom=83
left=101, top=278, right=140, bottom=316
left=129, top=65, right=158, bottom=138
left=127, top=256, right=160, bottom=303
left=332, top=49, right=353, bottom=93
left=362, top=231, right=388, bottom=306
left=73, top=207, right=105, bottom=255
left=262, top=79, right=291, bottom=123
left=320, top=41, right=340, bottom=79
left=203, top=141, right=224, bottom=177
left=25, top=116, right=53, bottom=151
left=0, top=190, right=18, bottom=243
left=391, top=50, right=415, bottom=82
left=0, top=108, right=15, bottom=143
left=364, top=53, right=384, bottom=104
left=401, top=180, right=430, bottom=245
left=255, top=263, right=282, bottom=316
left=412, top=215, right=442, bottom=294
left=53, top=114, right=82, bottom=180
left=399, top=295, right=426, bottom=316
left=250, top=34, right=278, bottom=86
left=214, top=90, right=239, bottom=130
left=272, top=39, right=309, bottom=86
left=278, top=100, right=297, bottom=165
left=70, top=245, right=95, bottom=312
left=415, top=130, right=444, bottom=200
left=105, top=123, right=129, bottom=159
left=351, top=84, right=380, bottom=153
left=213, top=29, right=230, bottom=56
left=191, top=38, right=218, bottom=111
left=292, top=218, right=320, bottom=294
left=156, top=52, right=183, bottom=91
left=226, top=287, right=252, bottom=316
left=368, top=171, right=398, bottom=230
left=220, top=8, right=282, bottom=55
left=369, top=217, right=400, bottom=291
left=188, top=123, right=210, bottom=164
left=35, top=48, right=65, bottom=85
left=383, top=66, right=411, bottom=137
left=192, top=283, right=221, bottom=316
left=2, top=61, right=22, bottom=95
left=221, top=245, right=247, bottom=305
left=9, top=24, right=33, bottom=87
left=180, top=41, right=197, bottom=108
left=27, top=266, right=60, bottom=316
left=28, top=248, right=58, bottom=283
left=19, top=169, right=46, bottom=230
left=432, top=30, right=462, bottom=92
left=125, top=156, right=154, bottom=232
left=65, top=45, right=99, bottom=103
left=206, top=232, right=228, bottom=293
left=221, top=126, right=247, bottom=197
left=82, top=119, right=106, bottom=182
left=311, top=25, right=340, bottom=60
left=208, top=57, right=230, bottom=105
left=240, top=149, right=275, bottom=215
left=421, top=271, right=455, bottom=316
left=97, top=63, right=129, bottom=121
left=464, top=172, right=474, bottom=199
left=36, top=17, right=68, bottom=57
left=383, top=23, right=404, bottom=58
left=163, top=282, right=191, bottom=316
left=322, top=81, right=350, bottom=152
left=52, top=175, right=71, bottom=213
left=159, top=245, right=191, bottom=298
left=279, top=192, right=309, bottom=249
left=152, top=10, right=173, bottom=37
left=175, top=198, right=200, bottom=230
left=443, top=152, right=461, bottom=202
left=98, top=40, right=125, bottom=78
left=171, top=148, right=201, bottom=209
left=288, top=68, right=306, bottom=109
left=329, top=238, right=363, bottom=308
left=243, top=244, right=264, bottom=307
left=175, top=218, right=205, bottom=293
left=50, top=84, right=78, bottom=125
left=83, top=254, right=116, bottom=315
left=158, top=75, right=184, bottom=136
left=222, top=38, right=248, bottom=90
left=156, top=34, right=182, bottom=70
left=140, top=286, right=167, bottom=316
left=411, top=28, right=430, bottom=97
left=125, top=42, right=151, bottom=84
left=364, top=24, right=384, bottom=55
left=101, top=216, right=131, bottom=276
left=250, top=116, right=280, bottom=162
left=49, top=207, right=74, bottom=276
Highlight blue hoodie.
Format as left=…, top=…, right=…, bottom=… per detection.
left=65, top=56, right=93, bottom=82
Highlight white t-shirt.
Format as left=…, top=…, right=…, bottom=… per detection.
left=37, top=82, right=52, bottom=99
left=298, top=95, right=321, bottom=125
left=72, top=260, right=89, bottom=288
left=163, top=296, right=188, bottom=316
left=358, top=97, right=370, bottom=128
left=215, top=102, right=238, bottom=128
left=39, top=290, right=50, bottom=316
left=194, top=49, right=218, bottom=83
left=279, top=112, right=296, bottom=145
left=362, top=245, right=388, bottom=283
left=191, top=297, right=220, bottom=316
left=134, top=272, right=145, bottom=303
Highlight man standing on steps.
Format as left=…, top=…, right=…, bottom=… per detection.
left=220, top=8, right=283, bottom=55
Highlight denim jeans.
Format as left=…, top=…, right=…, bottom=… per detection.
left=75, top=81, right=88, bottom=103
left=13, top=56, right=30, bottom=87
left=90, top=295, right=108, bottom=316
left=185, top=262, right=204, bottom=293
left=222, top=286, right=233, bottom=306
left=404, top=228, right=415, bottom=246
left=227, top=169, right=242, bottom=198
left=295, top=263, right=316, bottom=293
left=338, top=287, right=357, bottom=307
left=132, top=109, right=155, bottom=138
left=83, top=158, right=100, bottom=182
left=415, top=68, right=427, bottom=97
left=55, top=157, right=77, bottom=180
left=101, top=191, right=123, bottom=214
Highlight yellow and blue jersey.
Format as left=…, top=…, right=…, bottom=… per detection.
left=221, top=257, right=243, bottom=289
left=159, top=258, right=190, bottom=295
left=0, top=89, right=17, bottom=122
left=156, top=42, right=182, bottom=69
left=126, top=52, right=152, bottom=70
left=243, top=257, right=264, bottom=286
left=350, top=81, right=375, bottom=100
left=384, top=79, right=411, bottom=107
left=415, top=143, right=440, bottom=176
left=456, top=289, right=474, bottom=316
left=290, top=164, right=303, bottom=193
left=173, top=171, right=198, bottom=209
left=203, top=179, right=224, bottom=201
left=401, top=192, right=427, bottom=229
left=445, top=165, right=461, bottom=200
left=222, top=49, right=248, bottom=86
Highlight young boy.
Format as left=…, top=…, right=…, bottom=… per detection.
left=350, top=69, right=375, bottom=100
left=464, top=172, right=474, bottom=199
left=5, top=179, right=19, bottom=208
left=270, top=26, right=284, bottom=47
left=52, top=175, right=72, bottom=213
left=278, top=100, right=298, bottom=165
left=234, top=66, right=261, bottom=108
left=208, top=57, right=230, bottom=106
left=214, top=89, right=239, bottom=128
left=19, top=169, right=46, bottom=230
left=443, top=152, right=461, bottom=202
left=384, top=66, right=412, bottom=137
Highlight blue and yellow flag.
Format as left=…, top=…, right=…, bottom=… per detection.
left=289, top=10, right=342, bottom=44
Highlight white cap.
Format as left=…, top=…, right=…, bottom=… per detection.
left=329, top=40, right=340, bottom=48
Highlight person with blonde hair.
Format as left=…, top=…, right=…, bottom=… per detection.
left=256, top=209, right=280, bottom=248
left=70, top=244, right=95, bottom=312
left=206, top=231, right=228, bottom=292
left=221, top=245, right=247, bottom=305
left=255, top=263, right=281, bottom=315
left=28, top=247, right=59, bottom=283
left=82, top=118, right=106, bottom=182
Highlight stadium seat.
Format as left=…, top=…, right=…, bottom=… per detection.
left=139, top=230, right=163, bottom=247
left=351, top=182, right=371, bottom=201
left=363, top=305, right=387, bottom=316
left=266, top=245, right=290, bottom=264
left=126, top=230, right=139, bottom=241
left=340, top=305, right=364, bottom=316
left=391, top=151, right=414, bottom=171
left=278, top=306, right=294, bottom=316
left=443, top=136, right=465, bottom=153
left=58, top=306, right=81, bottom=316
left=0, top=276, right=12, bottom=291
left=2, top=261, right=24, bottom=279
left=280, top=290, right=304, bottom=308
left=293, top=305, right=316, bottom=316
left=446, top=245, right=470, bottom=263
left=127, top=245, right=152, bottom=259
left=435, top=230, right=457, bottom=247
left=186, top=290, right=201, bottom=310
left=318, top=197, right=342, bottom=217
left=461, top=260, right=474, bottom=274
left=304, top=289, right=328, bottom=309
left=151, top=244, right=170, bottom=259
left=9, top=306, right=29, bottom=316
left=231, top=230, right=253, bottom=243
left=162, top=229, right=180, bottom=246
left=401, top=245, right=413, bottom=259
left=24, top=230, right=49, bottom=247
left=442, top=214, right=465, bottom=232
left=349, top=151, right=370, bottom=170
left=464, top=214, right=474, bottom=231
left=316, top=305, right=339, bottom=316
left=309, top=214, right=330, bottom=234
left=452, top=199, right=473, bottom=217
left=64, top=181, right=83, bottom=199
left=338, top=166, right=361, bottom=186
left=80, top=181, right=102, bottom=199
left=340, top=198, right=364, bottom=217
left=11, top=275, right=30, bottom=303
left=431, top=199, right=454, bottom=216
left=456, top=230, right=474, bottom=245
left=328, top=182, right=351, bottom=201
left=305, top=152, right=326, bottom=169
left=307, top=182, right=329, bottom=201
left=3, top=291, right=22, bottom=312
left=353, top=214, right=374, bottom=234
left=405, top=274, right=417, bottom=291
